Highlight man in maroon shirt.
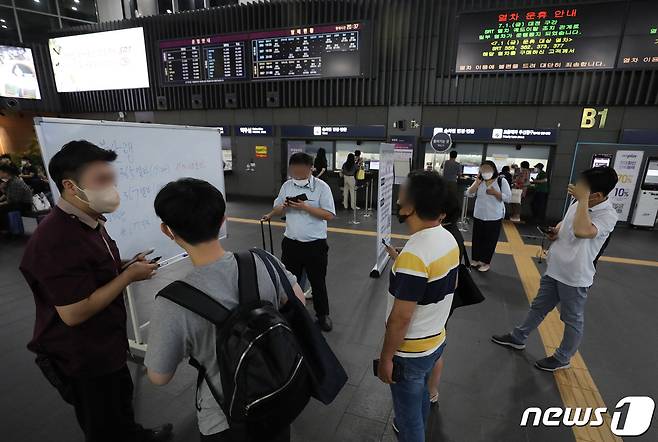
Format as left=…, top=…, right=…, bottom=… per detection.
left=20, top=140, right=173, bottom=442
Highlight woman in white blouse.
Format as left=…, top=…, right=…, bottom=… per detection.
left=466, top=161, right=511, bottom=272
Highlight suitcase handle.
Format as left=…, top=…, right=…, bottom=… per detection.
left=260, top=219, right=274, bottom=254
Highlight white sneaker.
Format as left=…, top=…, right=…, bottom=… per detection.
left=304, top=288, right=313, bottom=299
left=478, top=264, right=491, bottom=272
left=470, top=260, right=483, bottom=268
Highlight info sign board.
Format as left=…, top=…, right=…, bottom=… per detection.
left=610, top=150, right=644, bottom=222
left=371, top=143, right=395, bottom=278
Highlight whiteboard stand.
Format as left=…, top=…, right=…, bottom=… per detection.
left=126, top=285, right=147, bottom=354
left=126, top=252, right=190, bottom=355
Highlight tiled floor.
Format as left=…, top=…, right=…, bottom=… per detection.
left=1, top=201, right=656, bottom=441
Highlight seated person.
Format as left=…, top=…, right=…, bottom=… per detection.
left=0, top=163, right=33, bottom=231
left=145, top=178, right=305, bottom=442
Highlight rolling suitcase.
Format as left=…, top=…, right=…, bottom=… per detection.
left=8, top=211, right=24, bottom=236
left=260, top=219, right=274, bottom=254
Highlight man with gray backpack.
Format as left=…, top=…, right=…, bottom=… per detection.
left=146, top=178, right=346, bottom=441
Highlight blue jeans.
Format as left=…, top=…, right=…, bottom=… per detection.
left=390, top=345, right=445, bottom=442
left=512, top=275, right=588, bottom=364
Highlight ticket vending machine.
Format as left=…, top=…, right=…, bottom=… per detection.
left=631, top=157, right=658, bottom=228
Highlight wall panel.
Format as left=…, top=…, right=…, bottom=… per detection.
left=25, top=0, right=655, bottom=113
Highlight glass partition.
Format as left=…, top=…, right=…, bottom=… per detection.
left=485, top=144, right=551, bottom=171
left=424, top=142, right=485, bottom=175
left=336, top=141, right=380, bottom=170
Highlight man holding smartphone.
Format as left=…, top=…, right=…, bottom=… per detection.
left=378, top=171, right=458, bottom=441
left=492, top=166, right=619, bottom=372
left=20, top=141, right=172, bottom=442
left=262, top=152, right=336, bottom=331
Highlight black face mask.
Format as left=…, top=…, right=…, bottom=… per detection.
left=396, top=203, right=409, bottom=223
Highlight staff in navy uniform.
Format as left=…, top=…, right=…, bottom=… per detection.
left=20, top=141, right=173, bottom=442
left=262, top=152, right=336, bottom=332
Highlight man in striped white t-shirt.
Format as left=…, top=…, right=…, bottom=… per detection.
left=379, top=171, right=459, bottom=442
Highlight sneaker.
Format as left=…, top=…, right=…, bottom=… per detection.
left=478, top=264, right=491, bottom=272
left=535, top=356, right=570, bottom=372
left=491, top=333, right=526, bottom=350
left=470, top=260, right=482, bottom=268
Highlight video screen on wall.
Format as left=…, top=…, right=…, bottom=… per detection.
left=617, top=1, right=658, bottom=68
left=49, top=27, right=150, bottom=92
left=455, top=3, right=626, bottom=73
left=157, top=22, right=368, bottom=85
left=0, top=45, right=41, bottom=100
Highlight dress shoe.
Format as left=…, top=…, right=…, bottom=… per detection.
left=317, top=315, right=333, bottom=332
left=145, top=423, right=173, bottom=442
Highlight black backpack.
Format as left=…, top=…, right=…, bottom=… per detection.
left=157, top=251, right=311, bottom=438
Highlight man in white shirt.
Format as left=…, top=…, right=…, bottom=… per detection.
left=262, top=153, right=336, bottom=332
left=492, top=166, right=619, bottom=371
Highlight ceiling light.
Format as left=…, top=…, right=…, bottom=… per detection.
left=166, top=9, right=172, bottom=13
left=1, top=25, right=7, bottom=29
left=33, top=0, right=40, bottom=3
left=0, top=18, right=5, bottom=22
left=71, top=6, right=77, bottom=10
left=74, top=0, right=80, bottom=2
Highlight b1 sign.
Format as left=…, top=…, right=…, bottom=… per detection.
left=610, top=150, right=644, bottom=222
left=49, top=28, right=150, bottom=93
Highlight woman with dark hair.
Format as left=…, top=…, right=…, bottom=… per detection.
left=341, top=153, right=357, bottom=210
left=466, top=160, right=511, bottom=272
left=313, top=148, right=328, bottom=179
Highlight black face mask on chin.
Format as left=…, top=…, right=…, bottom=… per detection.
left=396, top=203, right=410, bottom=223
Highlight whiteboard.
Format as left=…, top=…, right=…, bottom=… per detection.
left=35, top=118, right=226, bottom=261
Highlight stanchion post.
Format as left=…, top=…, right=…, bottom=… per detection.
left=363, top=179, right=372, bottom=218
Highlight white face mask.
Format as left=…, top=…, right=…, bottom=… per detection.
left=292, top=178, right=310, bottom=187
left=74, top=183, right=120, bottom=214
left=481, top=171, right=494, bottom=180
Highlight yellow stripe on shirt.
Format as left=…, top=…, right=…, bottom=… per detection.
left=398, top=329, right=446, bottom=353
left=427, top=246, right=460, bottom=281
left=393, top=251, right=428, bottom=277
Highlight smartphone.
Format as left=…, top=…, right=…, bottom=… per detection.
left=286, top=193, right=308, bottom=203
left=122, top=248, right=155, bottom=270
left=373, top=359, right=405, bottom=382
left=537, top=226, right=554, bottom=236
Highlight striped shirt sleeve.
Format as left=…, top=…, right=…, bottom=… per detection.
left=390, top=251, right=428, bottom=302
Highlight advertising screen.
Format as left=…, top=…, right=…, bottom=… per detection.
left=617, top=1, right=658, bottom=68
left=49, top=27, right=150, bottom=92
left=0, top=45, right=41, bottom=99
left=455, top=3, right=626, bottom=73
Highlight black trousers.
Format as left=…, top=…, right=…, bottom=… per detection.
left=281, top=237, right=330, bottom=317
left=69, top=365, right=147, bottom=442
left=532, top=191, right=548, bottom=222
left=471, top=218, right=502, bottom=264
left=201, top=426, right=290, bottom=442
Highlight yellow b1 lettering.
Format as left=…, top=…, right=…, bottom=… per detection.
left=581, top=108, right=609, bottom=129
left=581, top=108, right=597, bottom=128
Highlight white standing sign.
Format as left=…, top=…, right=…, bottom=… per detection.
left=610, top=150, right=644, bottom=222
left=371, top=143, right=395, bottom=277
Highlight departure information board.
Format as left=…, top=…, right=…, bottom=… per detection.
left=251, top=23, right=365, bottom=79
left=618, top=1, right=658, bottom=68
left=455, top=3, right=625, bottom=73
left=160, top=36, right=247, bottom=85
